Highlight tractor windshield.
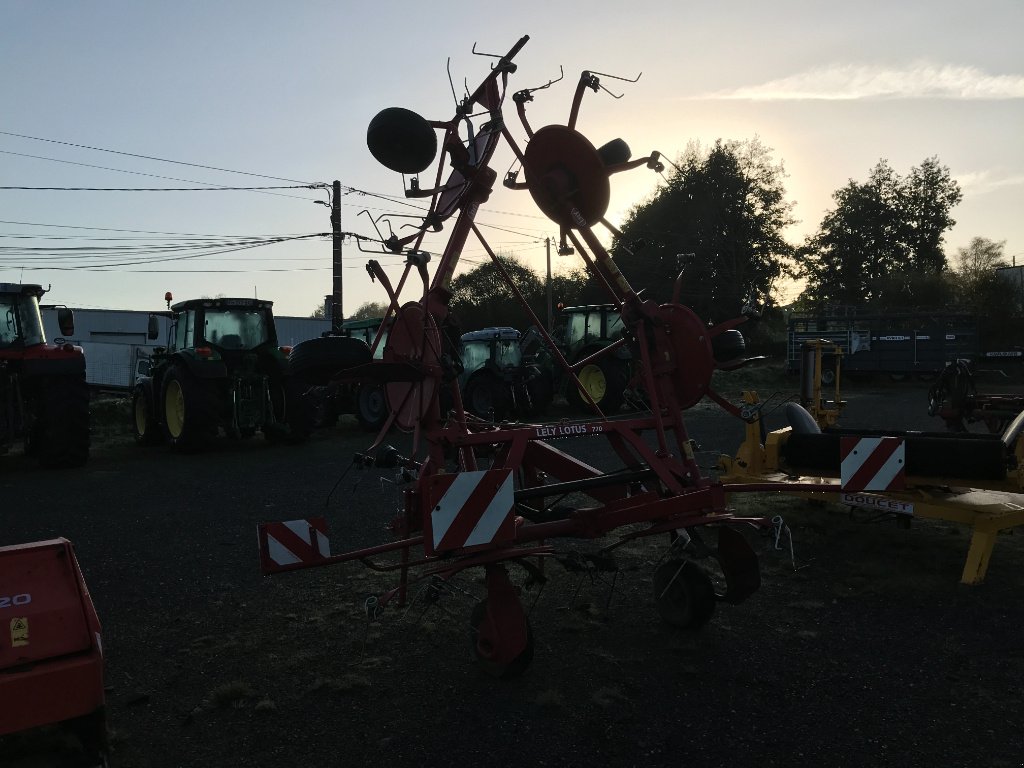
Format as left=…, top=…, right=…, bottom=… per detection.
left=494, top=339, right=522, bottom=369
left=204, top=308, right=270, bottom=350
left=0, top=293, right=45, bottom=348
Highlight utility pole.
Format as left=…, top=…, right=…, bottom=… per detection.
left=546, top=237, right=553, bottom=331
left=331, top=179, right=343, bottom=333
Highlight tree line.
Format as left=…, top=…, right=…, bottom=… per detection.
left=327, top=138, right=1015, bottom=344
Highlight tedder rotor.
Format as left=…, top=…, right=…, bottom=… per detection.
left=260, top=36, right=783, bottom=677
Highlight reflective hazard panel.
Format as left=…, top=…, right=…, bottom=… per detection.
left=424, top=469, right=516, bottom=556
left=258, top=517, right=330, bottom=574
left=840, top=436, right=906, bottom=491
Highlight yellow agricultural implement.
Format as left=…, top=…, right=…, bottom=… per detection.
left=719, top=340, right=1024, bottom=584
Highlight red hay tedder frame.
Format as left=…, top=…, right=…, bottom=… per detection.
left=259, top=36, right=786, bottom=677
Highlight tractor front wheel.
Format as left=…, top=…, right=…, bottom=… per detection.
left=132, top=385, right=162, bottom=446
left=356, top=384, right=388, bottom=432
left=162, top=365, right=215, bottom=450
left=567, top=357, right=628, bottom=415
left=464, top=374, right=510, bottom=421
left=35, top=374, right=90, bottom=468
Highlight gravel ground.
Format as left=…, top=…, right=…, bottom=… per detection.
left=2, top=374, right=1024, bottom=768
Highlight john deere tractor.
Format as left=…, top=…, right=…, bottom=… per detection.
left=526, top=304, right=633, bottom=415
left=457, top=327, right=552, bottom=421
left=0, top=283, right=90, bottom=468
left=132, top=296, right=309, bottom=450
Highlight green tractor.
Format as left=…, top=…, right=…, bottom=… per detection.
left=527, top=304, right=633, bottom=415
left=456, top=327, right=552, bottom=421
left=132, top=296, right=310, bottom=450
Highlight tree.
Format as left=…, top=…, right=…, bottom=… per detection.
left=349, top=301, right=389, bottom=321
left=309, top=304, right=327, bottom=319
left=794, top=157, right=962, bottom=311
left=448, top=254, right=544, bottom=331
left=611, top=137, right=795, bottom=323
left=951, top=237, right=1008, bottom=300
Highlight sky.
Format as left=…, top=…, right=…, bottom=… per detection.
left=2, top=1, right=1022, bottom=319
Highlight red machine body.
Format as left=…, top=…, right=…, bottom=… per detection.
left=0, top=538, right=106, bottom=750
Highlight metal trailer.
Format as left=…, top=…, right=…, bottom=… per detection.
left=786, top=313, right=980, bottom=382
left=260, top=36, right=784, bottom=678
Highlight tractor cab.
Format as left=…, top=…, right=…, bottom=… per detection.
left=166, top=298, right=277, bottom=357
left=0, top=283, right=47, bottom=349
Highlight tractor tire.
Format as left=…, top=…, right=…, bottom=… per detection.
left=35, top=374, right=90, bottom=469
left=525, top=370, right=554, bottom=417
left=464, top=374, right=511, bottom=421
left=266, top=376, right=312, bottom=445
left=356, top=384, right=388, bottom=432
left=288, top=336, right=371, bottom=385
left=567, top=357, right=628, bottom=415
left=132, top=384, right=163, bottom=446
left=161, top=364, right=216, bottom=451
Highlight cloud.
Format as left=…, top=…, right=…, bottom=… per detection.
left=704, top=63, right=1024, bottom=101
left=956, top=170, right=1024, bottom=197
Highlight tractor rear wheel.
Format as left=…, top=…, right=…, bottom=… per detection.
left=132, top=385, right=162, bottom=446
left=567, top=357, right=628, bottom=415
left=162, top=365, right=215, bottom=450
left=652, top=559, right=716, bottom=629
left=35, top=374, right=90, bottom=468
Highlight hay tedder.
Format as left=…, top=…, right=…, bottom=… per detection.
left=258, top=36, right=784, bottom=677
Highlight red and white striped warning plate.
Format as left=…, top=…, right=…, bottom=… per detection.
left=840, top=436, right=906, bottom=491
left=425, top=469, right=515, bottom=556
left=258, top=517, right=330, bottom=574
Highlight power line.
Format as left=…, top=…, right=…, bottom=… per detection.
left=0, top=130, right=313, bottom=185
left=0, top=185, right=316, bottom=191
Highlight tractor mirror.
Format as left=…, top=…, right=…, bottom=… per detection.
left=57, top=307, right=75, bottom=337
left=147, top=315, right=159, bottom=340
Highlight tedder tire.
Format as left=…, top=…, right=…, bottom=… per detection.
left=652, top=559, right=717, bottom=629
left=36, top=374, right=90, bottom=468
left=162, top=365, right=215, bottom=450
left=567, top=357, right=628, bottom=415
left=469, top=599, right=534, bottom=680
left=132, top=385, right=163, bottom=446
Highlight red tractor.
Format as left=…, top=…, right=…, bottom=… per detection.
left=0, top=283, right=90, bottom=468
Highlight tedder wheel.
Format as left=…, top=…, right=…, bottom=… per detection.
left=470, top=599, right=534, bottom=680
left=567, top=357, right=628, bottom=415
left=132, top=385, right=162, bottom=446
left=356, top=383, right=388, bottom=431
left=35, top=374, right=90, bottom=468
left=162, top=365, right=215, bottom=450
left=652, top=559, right=717, bottom=629
left=463, top=374, right=510, bottom=421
